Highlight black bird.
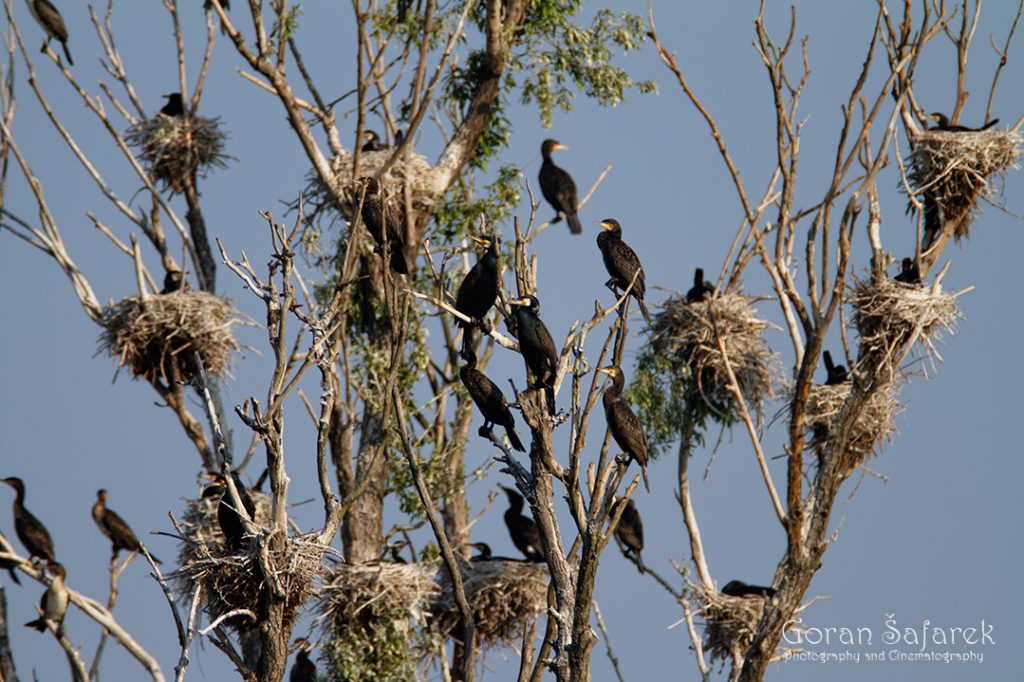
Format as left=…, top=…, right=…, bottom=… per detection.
left=612, top=497, right=644, bottom=574
left=92, top=489, right=161, bottom=564
left=357, top=176, right=409, bottom=274
left=597, top=367, right=650, bottom=492
left=538, top=139, right=582, bottom=234
left=204, top=0, right=230, bottom=9
left=499, top=486, right=543, bottom=562
left=928, top=112, right=999, bottom=132
left=290, top=648, right=317, bottom=682
left=686, top=267, right=715, bottom=303
left=206, top=473, right=257, bottom=550
left=161, top=268, right=184, bottom=294
left=0, top=554, right=20, bottom=585
left=509, top=295, right=558, bottom=413
left=721, top=579, right=776, bottom=598
left=454, top=235, right=500, bottom=331
left=25, top=562, right=69, bottom=635
left=894, top=257, right=921, bottom=285
left=469, top=542, right=492, bottom=561
left=459, top=345, right=525, bottom=452
left=27, top=0, right=73, bottom=66
left=361, top=129, right=392, bottom=152
left=822, top=351, right=848, bottom=386
left=595, top=219, right=652, bottom=325
left=159, top=92, right=185, bottom=117
left=2, top=478, right=55, bottom=564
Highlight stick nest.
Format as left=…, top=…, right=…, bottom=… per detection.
left=97, top=292, right=241, bottom=383
left=318, top=562, right=439, bottom=630
left=701, top=590, right=766, bottom=666
left=126, top=114, right=230, bottom=193
left=797, top=381, right=901, bottom=468
left=907, top=128, right=1020, bottom=239
left=431, top=559, right=548, bottom=647
left=174, top=493, right=324, bottom=630
left=650, top=292, right=777, bottom=414
left=850, top=276, right=963, bottom=378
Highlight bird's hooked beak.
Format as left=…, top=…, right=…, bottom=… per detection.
left=554, top=142, right=569, bottom=151
left=509, top=296, right=531, bottom=307
left=595, top=220, right=613, bottom=231
left=470, top=235, right=489, bottom=246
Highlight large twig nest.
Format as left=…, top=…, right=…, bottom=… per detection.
left=701, top=590, right=766, bottom=666
left=431, top=559, right=548, bottom=648
left=97, top=292, right=241, bottom=384
left=174, top=492, right=324, bottom=630
left=798, top=381, right=901, bottom=467
left=126, top=114, right=230, bottom=194
left=907, top=128, right=1020, bottom=239
left=850, top=276, right=963, bottom=379
left=650, top=292, right=777, bottom=414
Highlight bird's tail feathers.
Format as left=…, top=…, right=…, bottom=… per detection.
left=61, top=41, right=73, bottom=66
left=636, top=552, right=645, bottom=575
left=639, top=299, right=653, bottom=326
left=25, top=618, right=47, bottom=632
left=566, top=213, right=582, bottom=235
left=641, top=466, right=650, bottom=493
left=507, top=426, right=525, bottom=453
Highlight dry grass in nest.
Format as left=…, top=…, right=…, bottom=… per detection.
left=97, top=292, right=241, bottom=384
left=126, top=114, right=230, bottom=193
left=318, top=562, right=439, bottom=631
left=798, top=381, right=901, bottom=468
left=701, top=590, right=766, bottom=666
left=907, top=128, right=1020, bottom=239
left=650, top=292, right=777, bottom=414
left=174, top=493, right=325, bottom=629
left=850, top=277, right=963, bottom=378
left=431, top=559, right=548, bottom=647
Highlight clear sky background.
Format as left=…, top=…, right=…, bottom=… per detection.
left=1, top=1, right=1022, bottom=680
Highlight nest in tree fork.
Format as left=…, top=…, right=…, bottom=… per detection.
left=174, top=492, right=325, bottom=630
left=431, top=559, right=548, bottom=647
left=125, top=114, right=230, bottom=194
left=702, top=590, right=768, bottom=666
left=97, top=292, right=241, bottom=384
left=907, top=128, right=1020, bottom=240
left=650, top=292, right=777, bottom=414
left=797, top=381, right=901, bottom=471
left=318, top=562, right=439, bottom=631
left=850, top=276, right=963, bottom=379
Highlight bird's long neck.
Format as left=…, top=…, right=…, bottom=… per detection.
left=506, top=494, right=524, bottom=515
left=10, top=483, right=25, bottom=505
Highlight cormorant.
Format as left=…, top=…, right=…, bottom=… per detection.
left=206, top=473, right=256, bottom=550
left=469, top=542, right=492, bottom=561
left=290, top=648, right=317, bottom=682
left=612, top=497, right=644, bottom=574
left=27, top=0, right=72, bottom=66
left=2, top=478, right=56, bottom=564
left=509, top=295, right=558, bottom=413
left=159, top=92, right=185, bottom=117
left=361, top=129, right=392, bottom=152
left=928, top=112, right=999, bottom=132
left=894, top=257, right=921, bottom=285
left=161, top=268, right=184, bottom=294
left=92, top=489, right=161, bottom=564
left=721, top=579, right=776, bottom=598
left=204, top=0, right=230, bottom=10
left=357, top=176, right=409, bottom=274
left=595, top=219, right=652, bottom=325
left=686, top=267, right=715, bottom=303
left=454, top=234, right=500, bottom=331
left=822, top=351, right=848, bottom=385
left=597, top=367, right=650, bottom=492
left=25, top=561, right=69, bottom=635
left=538, top=139, right=582, bottom=234
left=459, top=345, right=526, bottom=452
left=499, top=486, right=544, bottom=562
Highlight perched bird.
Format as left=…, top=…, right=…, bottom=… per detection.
left=721, top=579, right=776, bottom=598
left=928, top=112, right=999, bottom=132
left=289, top=639, right=316, bottom=682
left=469, top=542, right=492, bottom=561
left=499, top=486, right=543, bottom=562
left=454, top=234, right=500, bottom=331
left=686, top=267, right=715, bottom=303
left=357, top=176, right=409, bottom=274
left=595, top=219, right=652, bottom=325
left=383, top=540, right=408, bottom=564
left=509, top=295, right=558, bottom=413
left=361, top=129, right=390, bottom=152
left=597, top=367, right=650, bottom=492
left=894, top=257, right=921, bottom=285
left=26, top=0, right=73, bottom=66
left=204, top=0, right=230, bottom=9
left=161, top=268, right=184, bottom=294
left=822, top=351, right=848, bottom=386
left=206, top=473, right=256, bottom=550
left=0, top=552, right=21, bottom=585
left=159, top=92, right=185, bottom=117
left=459, top=344, right=525, bottom=452
left=92, top=489, right=160, bottom=564
left=2, top=477, right=55, bottom=564
left=612, top=497, right=644, bottom=574
left=25, top=562, right=69, bottom=635
left=538, top=139, right=582, bottom=234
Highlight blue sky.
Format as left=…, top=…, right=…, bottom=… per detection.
left=1, top=1, right=1022, bottom=680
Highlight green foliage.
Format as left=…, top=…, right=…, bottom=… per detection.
left=321, top=617, right=418, bottom=682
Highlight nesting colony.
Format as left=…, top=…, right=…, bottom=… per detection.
left=126, top=112, right=230, bottom=194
